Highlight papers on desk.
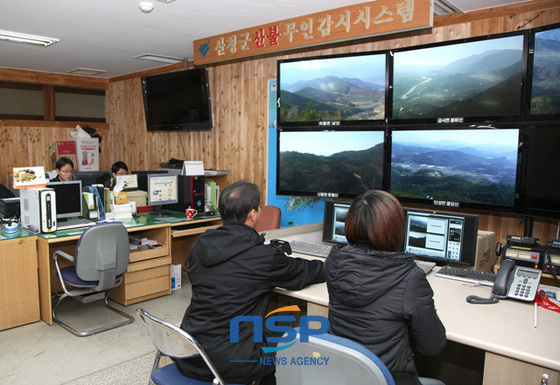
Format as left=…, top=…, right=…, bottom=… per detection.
left=153, top=217, right=185, bottom=223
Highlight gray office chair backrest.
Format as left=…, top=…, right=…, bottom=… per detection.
left=276, top=331, right=395, bottom=385
left=75, top=222, right=130, bottom=291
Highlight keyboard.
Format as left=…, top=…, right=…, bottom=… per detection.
left=290, top=240, right=332, bottom=258
left=415, top=260, right=436, bottom=275
left=435, top=265, right=496, bottom=287
left=56, top=218, right=96, bottom=230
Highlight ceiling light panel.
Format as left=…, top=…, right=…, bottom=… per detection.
left=0, top=29, right=59, bottom=47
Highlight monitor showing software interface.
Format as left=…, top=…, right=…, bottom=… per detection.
left=322, top=201, right=352, bottom=245
left=403, top=209, right=478, bottom=266
left=147, top=174, right=178, bottom=206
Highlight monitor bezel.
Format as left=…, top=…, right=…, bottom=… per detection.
left=147, top=173, right=179, bottom=206
left=389, top=30, right=529, bottom=125
left=277, top=50, right=389, bottom=128
left=525, top=22, right=560, bottom=121
left=403, top=208, right=479, bottom=267
left=322, top=200, right=352, bottom=245
left=388, top=123, right=523, bottom=214
left=46, top=180, right=83, bottom=220
left=275, top=127, right=387, bottom=199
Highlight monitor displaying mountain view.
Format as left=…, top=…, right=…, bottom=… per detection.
left=530, top=24, right=560, bottom=116
left=277, top=129, right=385, bottom=198
left=278, top=53, right=387, bottom=126
left=392, top=34, right=525, bottom=122
left=390, top=128, right=520, bottom=208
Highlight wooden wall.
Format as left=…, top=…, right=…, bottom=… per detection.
left=1, top=0, right=559, bottom=246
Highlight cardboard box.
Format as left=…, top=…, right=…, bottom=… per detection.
left=465, top=230, right=496, bottom=272
left=74, top=137, right=99, bottom=171
left=171, top=264, right=182, bottom=290
left=49, top=141, right=77, bottom=170
left=127, top=190, right=148, bottom=207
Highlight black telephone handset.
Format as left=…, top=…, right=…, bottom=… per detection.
left=492, top=259, right=516, bottom=298
left=493, top=259, right=542, bottom=301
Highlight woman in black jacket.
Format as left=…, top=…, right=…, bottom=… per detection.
left=325, top=190, right=446, bottom=385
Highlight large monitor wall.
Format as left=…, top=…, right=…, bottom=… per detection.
left=275, top=22, right=560, bottom=220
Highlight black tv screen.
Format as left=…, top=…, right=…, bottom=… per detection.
left=277, top=128, right=385, bottom=199
left=277, top=52, right=387, bottom=127
left=141, top=68, right=212, bottom=131
left=528, top=23, right=560, bottom=119
left=391, top=33, right=526, bottom=123
left=520, top=123, right=560, bottom=219
left=390, top=126, right=521, bottom=211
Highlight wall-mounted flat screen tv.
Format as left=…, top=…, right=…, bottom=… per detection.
left=520, top=123, right=560, bottom=219
left=528, top=23, right=560, bottom=119
left=389, top=126, right=521, bottom=212
left=141, top=68, right=212, bottom=131
left=391, top=33, right=527, bottom=124
left=276, top=128, right=385, bottom=199
left=277, top=52, right=387, bottom=127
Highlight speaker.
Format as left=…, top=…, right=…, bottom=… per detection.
left=171, top=175, right=205, bottom=213
left=20, top=188, right=57, bottom=233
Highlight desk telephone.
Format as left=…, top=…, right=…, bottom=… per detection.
left=467, top=259, right=542, bottom=304
left=492, top=259, right=542, bottom=301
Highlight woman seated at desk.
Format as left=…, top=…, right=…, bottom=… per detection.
left=325, top=190, right=446, bottom=385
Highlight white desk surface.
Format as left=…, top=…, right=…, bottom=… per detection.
left=267, top=226, right=560, bottom=371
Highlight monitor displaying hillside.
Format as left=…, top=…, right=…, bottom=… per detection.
left=278, top=52, right=387, bottom=127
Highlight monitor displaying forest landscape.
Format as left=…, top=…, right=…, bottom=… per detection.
left=392, top=34, right=526, bottom=122
left=530, top=24, right=560, bottom=117
left=390, top=128, right=520, bottom=209
left=277, top=129, right=385, bottom=198
left=278, top=52, right=387, bottom=126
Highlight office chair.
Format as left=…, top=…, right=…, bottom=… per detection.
left=276, top=331, right=396, bottom=385
left=136, top=308, right=249, bottom=385
left=254, top=205, right=281, bottom=233
left=52, top=222, right=134, bottom=337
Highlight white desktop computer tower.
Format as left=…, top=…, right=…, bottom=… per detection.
left=20, top=188, right=57, bottom=233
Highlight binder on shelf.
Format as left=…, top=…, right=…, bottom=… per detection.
left=87, top=185, right=106, bottom=221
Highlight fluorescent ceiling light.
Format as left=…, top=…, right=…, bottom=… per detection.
left=67, top=68, right=107, bottom=76
left=134, top=53, right=184, bottom=64
left=0, top=29, right=59, bottom=47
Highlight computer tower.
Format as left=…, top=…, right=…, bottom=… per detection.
left=171, top=175, right=205, bottom=213
left=20, top=188, right=57, bottom=233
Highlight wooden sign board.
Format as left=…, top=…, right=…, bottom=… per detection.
left=194, top=0, right=433, bottom=65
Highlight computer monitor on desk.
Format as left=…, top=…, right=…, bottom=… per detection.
left=46, top=180, right=84, bottom=221
left=403, top=209, right=479, bottom=267
left=147, top=173, right=178, bottom=215
left=322, top=200, right=352, bottom=245
left=72, top=170, right=111, bottom=187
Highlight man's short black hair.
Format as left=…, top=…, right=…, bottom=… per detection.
left=55, top=157, right=74, bottom=170
left=111, top=161, right=128, bottom=174
left=219, top=180, right=260, bottom=225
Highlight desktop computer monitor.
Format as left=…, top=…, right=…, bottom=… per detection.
left=46, top=180, right=83, bottom=220
left=322, top=200, right=352, bottom=245
left=403, top=208, right=479, bottom=267
left=132, top=170, right=167, bottom=192
left=147, top=173, right=178, bottom=215
left=72, top=170, right=111, bottom=187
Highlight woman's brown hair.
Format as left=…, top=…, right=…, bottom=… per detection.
left=344, top=190, right=405, bottom=251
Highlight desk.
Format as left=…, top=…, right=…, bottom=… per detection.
left=0, top=229, right=39, bottom=331
left=36, top=212, right=221, bottom=325
left=267, top=226, right=560, bottom=385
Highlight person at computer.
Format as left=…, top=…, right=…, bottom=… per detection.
left=50, top=157, right=74, bottom=182
left=325, top=190, right=446, bottom=385
left=106, top=161, right=129, bottom=190
left=177, top=180, right=325, bottom=385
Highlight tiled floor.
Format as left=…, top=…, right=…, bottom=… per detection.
left=0, top=273, right=192, bottom=385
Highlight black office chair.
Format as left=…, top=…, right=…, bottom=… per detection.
left=52, top=222, right=134, bottom=336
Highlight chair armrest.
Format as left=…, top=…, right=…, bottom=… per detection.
left=53, top=250, right=75, bottom=263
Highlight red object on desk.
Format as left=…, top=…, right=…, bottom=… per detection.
left=137, top=206, right=153, bottom=213
left=535, top=289, right=560, bottom=313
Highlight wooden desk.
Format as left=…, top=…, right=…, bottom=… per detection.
left=266, top=226, right=560, bottom=385
left=0, top=230, right=40, bottom=331
left=36, top=212, right=221, bottom=324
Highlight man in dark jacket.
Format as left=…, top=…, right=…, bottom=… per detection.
left=177, top=180, right=325, bottom=384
